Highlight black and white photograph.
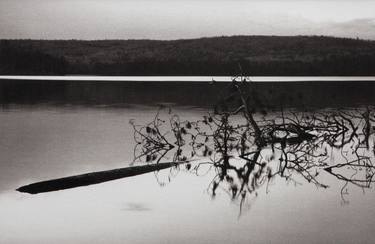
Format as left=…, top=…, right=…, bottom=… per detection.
left=0, top=0, right=375, bottom=243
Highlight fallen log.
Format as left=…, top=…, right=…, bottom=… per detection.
left=17, top=162, right=184, bottom=194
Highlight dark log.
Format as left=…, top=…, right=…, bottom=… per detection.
left=17, top=162, right=183, bottom=194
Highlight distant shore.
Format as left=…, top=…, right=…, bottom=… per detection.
left=2, top=36, right=375, bottom=76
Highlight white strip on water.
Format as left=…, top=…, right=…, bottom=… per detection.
left=0, top=76, right=375, bottom=82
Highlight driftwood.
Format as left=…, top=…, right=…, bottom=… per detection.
left=17, top=162, right=183, bottom=194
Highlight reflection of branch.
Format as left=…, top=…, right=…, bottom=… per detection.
left=132, top=77, right=375, bottom=214
left=130, top=111, right=175, bottom=163
left=324, top=156, right=375, bottom=188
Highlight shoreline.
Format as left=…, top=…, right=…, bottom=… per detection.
left=1, top=76, right=375, bottom=82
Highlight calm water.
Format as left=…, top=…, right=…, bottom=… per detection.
left=1, top=75, right=375, bottom=82
left=0, top=105, right=375, bottom=244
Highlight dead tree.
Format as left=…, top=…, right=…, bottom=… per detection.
left=132, top=76, right=375, bottom=208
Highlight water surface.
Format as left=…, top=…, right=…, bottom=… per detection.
left=0, top=105, right=375, bottom=243
left=1, top=75, right=375, bottom=82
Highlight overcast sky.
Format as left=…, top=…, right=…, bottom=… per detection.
left=0, top=0, right=374, bottom=40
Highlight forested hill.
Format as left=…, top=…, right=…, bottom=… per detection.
left=1, top=35, right=375, bottom=76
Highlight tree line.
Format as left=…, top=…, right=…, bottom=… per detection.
left=1, top=36, right=375, bottom=75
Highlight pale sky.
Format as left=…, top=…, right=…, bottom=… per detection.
left=0, top=0, right=374, bottom=40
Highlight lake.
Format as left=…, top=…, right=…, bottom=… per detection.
left=1, top=76, right=375, bottom=243
left=0, top=76, right=375, bottom=107
left=1, top=75, right=375, bottom=82
left=0, top=102, right=375, bottom=244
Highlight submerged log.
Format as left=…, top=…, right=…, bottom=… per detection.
left=17, top=162, right=183, bottom=194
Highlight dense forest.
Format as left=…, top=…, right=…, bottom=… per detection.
left=1, top=35, right=375, bottom=75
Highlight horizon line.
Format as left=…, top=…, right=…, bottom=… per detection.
left=1, top=34, right=374, bottom=42
left=1, top=76, right=375, bottom=82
